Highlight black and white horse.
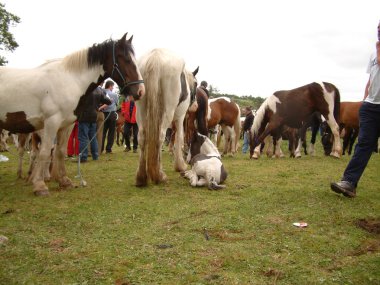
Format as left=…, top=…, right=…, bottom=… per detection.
left=183, top=132, right=227, bottom=190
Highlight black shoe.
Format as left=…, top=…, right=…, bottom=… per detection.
left=330, top=181, right=356, bottom=198
left=124, top=148, right=131, bottom=152
left=133, top=149, right=137, bottom=153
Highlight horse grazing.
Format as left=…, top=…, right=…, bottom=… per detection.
left=183, top=132, right=227, bottom=190
left=0, top=33, right=145, bottom=195
left=135, top=48, right=198, bottom=186
left=208, top=97, right=241, bottom=155
left=250, top=82, right=342, bottom=159
left=321, top=101, right=361, bottom=155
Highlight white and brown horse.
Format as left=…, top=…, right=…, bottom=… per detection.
left=184, top=131, right=227, bottom=190
left=135, top=48, right=198, bottom=186
left=0, top=33, right=145, bottom=195
left=250, top=82, right=342, bottom=159
left=207, top=97, right=241, bottom=155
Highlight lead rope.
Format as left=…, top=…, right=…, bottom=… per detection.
left=75, top=111, right=112, bottom=187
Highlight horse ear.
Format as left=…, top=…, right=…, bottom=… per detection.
left=193, top=66, right=199, bottom=77
left=120, top=33, right=128, bottom=42
left=127, top=35, right=134, bottom=44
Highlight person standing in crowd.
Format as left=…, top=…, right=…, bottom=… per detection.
left=121, top=94, right=138, bottom=153
left=77, top=85, right=111, bottom=163
left=67, top=120, right=79, bottom=157
left=242, top=106, right=254, bottom=154
left=199, top=80, right=209, bottom=97
left=95, top=82, right=105, bottom=152
left=330, top=20, right=380, bottom=198
left=99, top=80, right=119, bottom=154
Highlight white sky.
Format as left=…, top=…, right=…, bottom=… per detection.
left=3, top=0, right=380, bottom=101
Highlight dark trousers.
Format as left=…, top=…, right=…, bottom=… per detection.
left=78, top=122, right=98, bottom=161
left=343, top=102, right=380, bottom=186
left=124, top=122, right=138, bottom=150
left=102, top=111, right=117, bottom=153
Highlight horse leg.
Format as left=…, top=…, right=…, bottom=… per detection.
left=135, top=126, right=148, bottom=187
left=173, top=117, right=187, bottom=173
left=16, top=134, right=28, bottom=179
left=51, top=126, right=73, bottom=189
left=30, top=125, right=57, bottom=195
left=348, top=128, right=358, bottom=155
left=324, top=112, right=342, bottom=158
left=274, top=137, right=284, bottom=158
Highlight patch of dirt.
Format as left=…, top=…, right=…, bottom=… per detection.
left=263, top=268, right=284, bottom=280
left=349, top=239, right=380, bottom=256
left=355, top=218, right=380, bottom=234
left=49, top=238, right=66, bottom=252
left=199, top=228, right=255, bottom=242
left=115, top=279, right=132, bottom=285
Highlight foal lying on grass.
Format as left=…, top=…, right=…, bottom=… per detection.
left=183, top=132, right=227, bottom=190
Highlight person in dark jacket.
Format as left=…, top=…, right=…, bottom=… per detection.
left=242, top=106, right=254, bottom=154
left=77, top=84, right=111, bottom=162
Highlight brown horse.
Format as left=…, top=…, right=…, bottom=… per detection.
left=250, top=82, right=342, bottom=159
left=322, top=101, right=361, bottom=155
left=115, top=109, right=125, bottom=146
left=185, top=87, right=209, bottom=145
left=207, top=97, right=241, bottom=155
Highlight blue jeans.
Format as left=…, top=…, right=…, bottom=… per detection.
left=242, top=131, right=250, bottom=154
left=78, top=122, right=98, bottom=161
left=342, top=102, right=380, bottom=187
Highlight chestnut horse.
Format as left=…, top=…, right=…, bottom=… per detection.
left=250, top=82, right=342, bottom=159
left=321, top=101, right=362, bottom=155
left=208, top=97, right=241, bottom=155
left=0, top=33, right=145, bottom=195
left=135, top=48, right=198, bottom=186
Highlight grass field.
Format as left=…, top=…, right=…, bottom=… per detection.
left=0, top=139, right=379, bottom=284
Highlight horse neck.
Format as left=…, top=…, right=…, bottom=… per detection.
left=201, top=139, right=221, bottom=157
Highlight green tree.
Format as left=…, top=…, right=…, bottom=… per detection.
left=0, top=2, right=20, bottom=66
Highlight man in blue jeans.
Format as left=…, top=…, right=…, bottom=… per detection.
left=330, top=21, right=380, bottom=198
left=77, top=83, right=111, bottom=163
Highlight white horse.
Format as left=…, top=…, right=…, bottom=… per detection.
left=0, top=33, right=145, bottom=195
left=184, top=132, right=227, bottom=190
left=135, top=48, right=198, bottom=186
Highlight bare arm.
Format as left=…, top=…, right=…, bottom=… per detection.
left=364, top=78, right=370, bottom=100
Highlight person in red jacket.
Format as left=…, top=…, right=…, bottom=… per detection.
left=121, top=94, right=138, bottom=153
left=67, top=121, right=79, bottom=157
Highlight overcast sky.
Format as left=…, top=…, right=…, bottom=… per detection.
left=3, top=0, right=380, bottom=101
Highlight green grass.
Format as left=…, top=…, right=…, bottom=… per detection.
left=0, top=139, right=379, bottom=285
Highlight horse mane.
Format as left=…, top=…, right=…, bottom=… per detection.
left=251, top=97, right=270, bottom=136
left=62, top=39, right=135, bottom=72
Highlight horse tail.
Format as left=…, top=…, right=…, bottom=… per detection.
left=233, top=102, right=241, bottom=152
left=196, top=88, right=209, bottom=136
left=141, top=55, right=163, bottom=183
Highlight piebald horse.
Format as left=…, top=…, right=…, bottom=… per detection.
left=208, top=97, right=241, bottom=155
left=250, top=82, right=342, bottom=159
left=135, top=48, right=198, bottom=186
left=0, top=33, right=145, bottom=195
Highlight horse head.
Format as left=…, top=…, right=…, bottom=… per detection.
left=320, top=121, right=333, bottom=156
left=186, top=132, right=220, bottom=163
left=103, top=33, right=145, bottom=100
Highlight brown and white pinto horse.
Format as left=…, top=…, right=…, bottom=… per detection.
left=135, top=48, right=198, bottom=186
left=185, top=87, right=209, bottom=145
left=207, top=97, right=241, bottom=155
left=0, top=33, right=145, bottom=195
left=250, top=82, right=342, bottom=159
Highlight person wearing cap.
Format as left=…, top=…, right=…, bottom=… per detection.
left=200, top=80, right=209, bottom=97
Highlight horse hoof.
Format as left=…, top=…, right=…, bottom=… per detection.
left=59, top=177, right=73, bottom=188
left=34, top=190, right=50, bottom=196
left=330, top=152, right=341, bottom=158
